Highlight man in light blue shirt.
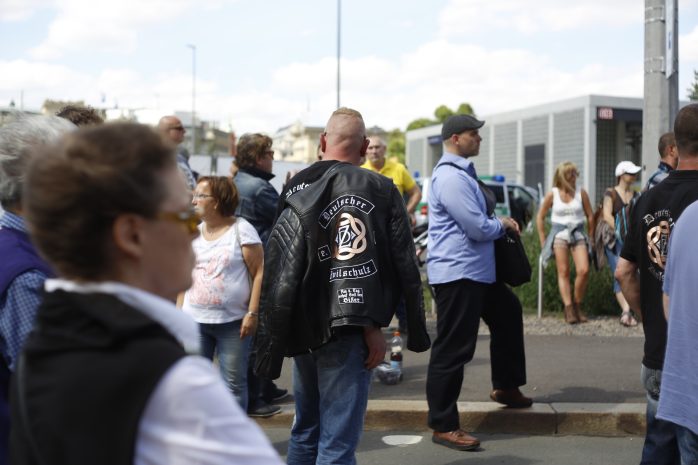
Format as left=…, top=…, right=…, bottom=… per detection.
left=426, top=114, right=531, bottom=452
left=658, top=203, right=698, bottom=460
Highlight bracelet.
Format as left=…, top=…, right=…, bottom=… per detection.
left=247, top=312, right=258, bottom=317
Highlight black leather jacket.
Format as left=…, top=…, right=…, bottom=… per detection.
left=254, top=162, right=431, bottom=379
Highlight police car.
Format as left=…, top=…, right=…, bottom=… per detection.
left=414, top=175, right=539, bottom=232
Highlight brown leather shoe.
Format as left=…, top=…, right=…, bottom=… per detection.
left=490, top=388, right=533, bottom=408
left=432, top=429, right=480, bottom=451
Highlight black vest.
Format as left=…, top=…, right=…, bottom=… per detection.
left=10, top=290, right=185, bottom=465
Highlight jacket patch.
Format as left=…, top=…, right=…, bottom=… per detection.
left=329, top=260, right=377, bottom=282
left=338, top=288, right=364, bottom=305
left=332, top=213, right=367, bottom=261
left=318, top=245, right=332, bottom=261
left=319, top=194, right=374, bottom=229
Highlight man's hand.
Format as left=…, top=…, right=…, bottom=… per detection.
left=499, top=216, right=520, bottom=234
left=363, top=326, right=386, bottom=369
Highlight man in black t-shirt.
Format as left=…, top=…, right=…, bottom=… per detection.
left=617, top=103, right=698, bottom=465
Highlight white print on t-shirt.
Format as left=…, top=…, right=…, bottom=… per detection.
left=188, top=253, right=230, bottom=306
left=642, top=209, right=675, bottom=281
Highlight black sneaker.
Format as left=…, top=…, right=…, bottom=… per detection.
left=262, top=387, right=289, bottom=403
left=248, top=402, right=282, bottom=418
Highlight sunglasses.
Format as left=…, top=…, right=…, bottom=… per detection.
left=158, top=208, right=201, bottom=234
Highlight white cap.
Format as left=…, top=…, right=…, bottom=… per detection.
left=615, top=161, right=641, bottom=177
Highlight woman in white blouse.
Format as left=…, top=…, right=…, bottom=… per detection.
left=182, top=176, right=264, bottom=410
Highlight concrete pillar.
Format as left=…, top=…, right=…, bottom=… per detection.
left=642, top=0, right=679, bottom=184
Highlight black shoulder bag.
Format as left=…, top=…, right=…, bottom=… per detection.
left=439, top=162, right=531, bottom=286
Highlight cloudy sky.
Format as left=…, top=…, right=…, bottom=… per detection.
left=1, top=0, right=697, bottom=134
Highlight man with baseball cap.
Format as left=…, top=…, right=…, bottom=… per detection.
left=426, top=114, right=531, bottom=452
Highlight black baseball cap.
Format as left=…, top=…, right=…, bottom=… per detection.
left=441, top=114, right=485, bottom=140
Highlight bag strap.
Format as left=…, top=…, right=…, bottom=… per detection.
left=234, top=219, right=252, bottom=289
left=437, top=161, right=497, bottom=217
left=16, top=354, right=48, bottom=465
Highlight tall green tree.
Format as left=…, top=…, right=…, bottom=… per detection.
left=406, top=102, right=477, bottom=131
left=688, top=69, right=698, bottom=101
left=406, top=118, right=436, bottom=131
left=456, top=102, right=475, bottom=115
left=434, top=105, right=454, bottom=122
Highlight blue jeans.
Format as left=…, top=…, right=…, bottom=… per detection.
left=199, top=320, right=252, bottom=411
left=675, top=424, right=698, bottom=465
left=605, top=243, right=622, bottom=294
left=287, top=328, right=372, bottom=465
left=641, top=365, right=680, bottom=465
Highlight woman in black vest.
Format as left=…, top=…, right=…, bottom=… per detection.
left=11, top=123, right=282, bottom=465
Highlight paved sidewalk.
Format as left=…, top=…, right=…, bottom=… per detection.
left=255, top=322, right=648, bottom=436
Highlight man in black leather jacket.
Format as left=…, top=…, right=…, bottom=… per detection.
left=255, top=108, right=430, bottom=465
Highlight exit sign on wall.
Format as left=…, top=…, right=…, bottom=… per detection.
left=598, top=107, right=614, bottom=120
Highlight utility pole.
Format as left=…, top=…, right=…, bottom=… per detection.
left=642, top=0, right=678, bottom=184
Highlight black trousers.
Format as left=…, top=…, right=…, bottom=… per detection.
left=426, top=278, right=527, bottom=432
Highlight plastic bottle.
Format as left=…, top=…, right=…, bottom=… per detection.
left=389, top=331, right=403, bottom=373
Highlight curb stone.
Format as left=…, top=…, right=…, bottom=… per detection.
left=253, top=401, right=646, bottom=437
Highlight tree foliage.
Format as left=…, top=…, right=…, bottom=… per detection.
left=406, top=118, right=435, bottom=131
left=406, top=102, right=476, bottom=131
left=386, top=128, right=406, bottom=164
left=434, top=105, right=454, bottom=122
left=688, top=69, right=698, bottom=101
left=456, top=103, right=474, bottom=115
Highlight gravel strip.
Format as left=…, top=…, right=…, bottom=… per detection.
left=415, top=313, right=644, bottom=338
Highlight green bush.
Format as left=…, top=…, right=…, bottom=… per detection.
left=512, top=222, right=620, bottom=317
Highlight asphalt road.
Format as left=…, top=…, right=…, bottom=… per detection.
left=262, top=428, right=643, bottom=465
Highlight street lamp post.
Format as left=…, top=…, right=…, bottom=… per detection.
left=336, top=0, right=341, bottom=109
left=187, top=44, right=196, bottom=155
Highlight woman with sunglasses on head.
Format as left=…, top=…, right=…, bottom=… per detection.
left=182, top=176, right=264, bottom=411
left=537, top=162, right=595, bottom=325
left=12, top=124, right=282, bottom=464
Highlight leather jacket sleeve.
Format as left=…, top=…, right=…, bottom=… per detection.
left=254, top=208, right=306, bottom=379
left=388, top=187, right=431, bottom=353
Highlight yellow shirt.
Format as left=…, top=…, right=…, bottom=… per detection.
left=361, top=159, right=416, bottom=195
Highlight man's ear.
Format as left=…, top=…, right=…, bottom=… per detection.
left=320, top=132, right=328, bottom=153
left=112, top=214, right=146, bottom=259
left=360, top=137, right=369, bottom=156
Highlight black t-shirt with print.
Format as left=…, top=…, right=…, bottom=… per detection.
left=620, top=170, right=698, bottom=370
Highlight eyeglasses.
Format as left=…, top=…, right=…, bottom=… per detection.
left=158, top=209, right=201, bottom=234
left=192, top=193, right=214, bottom=200
left=169, top=126, right=185, bottom=131
left=264, top=149, right=275, bottom=158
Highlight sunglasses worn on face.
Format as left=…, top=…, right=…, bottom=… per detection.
left=158, top=209, right=201, bottom=234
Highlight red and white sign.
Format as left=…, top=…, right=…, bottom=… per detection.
left=598, top=107, right=614, bottom=120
